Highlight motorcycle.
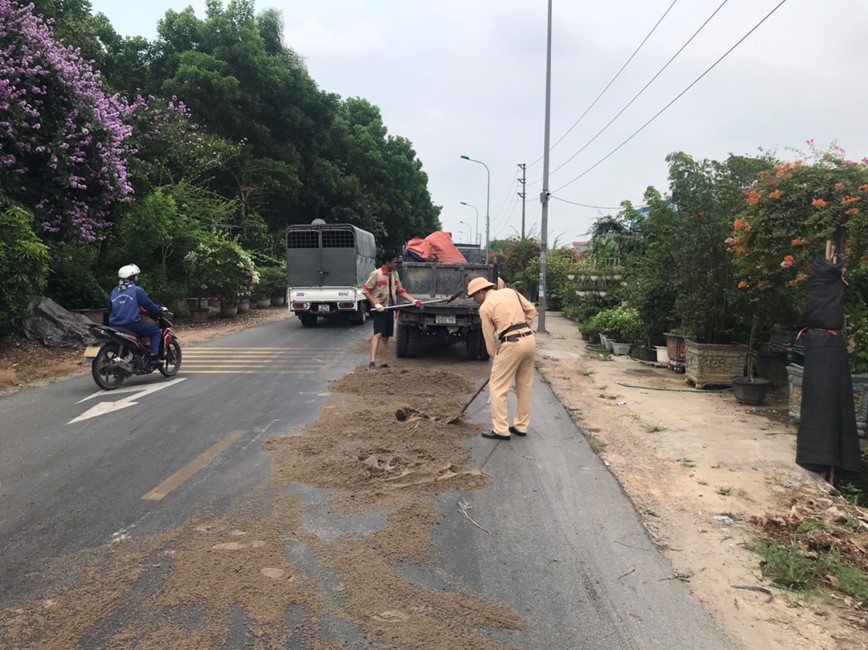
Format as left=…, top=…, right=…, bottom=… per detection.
left=84, top=309, right=182, bottom=390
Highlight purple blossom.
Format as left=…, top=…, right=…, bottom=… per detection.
left=0, top=0, right=134, bottom=242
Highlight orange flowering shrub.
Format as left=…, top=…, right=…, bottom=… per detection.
left=731, top=143, right=868, bottom=326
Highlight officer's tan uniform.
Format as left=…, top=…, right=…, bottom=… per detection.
left=479, top=287, right=537, bottom=436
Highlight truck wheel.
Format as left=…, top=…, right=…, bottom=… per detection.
left=406, top=325, right=422, bottom=358
left=299, top=313, right=317, bottom=327
left=396, top=324, right=409, bottom=357
left=468, top=329, right=489, bottom=360
left=350, top=302, right=367, bottom=325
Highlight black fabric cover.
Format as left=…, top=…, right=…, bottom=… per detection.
left=795, top=255, right=862, bottom=474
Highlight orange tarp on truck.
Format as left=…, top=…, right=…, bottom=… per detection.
left=404, top=231, right=467, bottom=264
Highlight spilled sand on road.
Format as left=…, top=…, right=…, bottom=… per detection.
left=1, top=365, right=524, bottom=649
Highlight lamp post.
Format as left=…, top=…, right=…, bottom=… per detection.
left=459, top=201, right=478, bottom=246
left=458, top=221, right=472, bottom=243
left=460, top=155, right=490, bottom=258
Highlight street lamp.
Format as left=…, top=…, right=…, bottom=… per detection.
left=459, top=201, right=478, bottom=246
left=460, top=155, right=490, bottom=257
left=458, top=220, right=472, bottom=243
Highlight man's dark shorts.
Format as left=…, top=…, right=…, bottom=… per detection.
left=371, top=311, right=394, bottom=337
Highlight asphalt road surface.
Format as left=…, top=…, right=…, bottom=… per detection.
left=0, top=317, right=736, bottom=649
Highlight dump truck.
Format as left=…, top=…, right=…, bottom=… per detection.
left=286, top=220, right=376, bottom=327
left=394, top=259, right=499, bottom=360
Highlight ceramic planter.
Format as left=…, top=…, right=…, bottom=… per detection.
left=220, top=304, right=238, bottom=318
left=611, top=342, right=631, bottom=356
left=237, top=299, right=250, bottom=313
left=655, top=345, right=670, bottom=364
left=732, top=377, right=771, bottom=405
left=684, top=340, right=748, bottom=389
left=271, top=295, right=286, bottom=307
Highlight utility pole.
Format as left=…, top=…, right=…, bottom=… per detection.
left=538, top=0, right=552, bottom=334
left=517, top=163, right=527, bottom=239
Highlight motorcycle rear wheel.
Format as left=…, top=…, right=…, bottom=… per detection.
left=159, top=339, right=182, bottom=377
left=92, top=344, right=127, bottom=390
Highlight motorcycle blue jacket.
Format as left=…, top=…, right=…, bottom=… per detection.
left=107, top=281, right=163, bottom=327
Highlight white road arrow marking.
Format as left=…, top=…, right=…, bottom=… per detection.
left=68, top=378, right=186, bottom=424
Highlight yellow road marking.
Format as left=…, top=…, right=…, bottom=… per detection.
left=142, top=429, right=247, bottom=501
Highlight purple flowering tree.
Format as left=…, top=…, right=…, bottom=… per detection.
left=0, top=0, right=133, bottom=243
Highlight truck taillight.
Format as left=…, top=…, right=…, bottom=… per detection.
left=337, top=301, right=355, bottom=310
left=292, top=302, right=310, bottom=310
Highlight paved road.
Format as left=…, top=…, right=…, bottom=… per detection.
left=0, top=318, right=362, bottom=604
left=0, top=318, right=735, bottom=648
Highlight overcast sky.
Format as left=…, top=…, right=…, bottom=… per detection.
left=91, top=0, right=868, bottom=246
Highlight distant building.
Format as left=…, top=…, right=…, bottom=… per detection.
left=572, top=241, right=590, bottom=253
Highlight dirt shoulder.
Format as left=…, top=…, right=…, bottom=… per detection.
left=0, top=307, right=293, bottom=396
left=535, top=312, right=867, bottom=650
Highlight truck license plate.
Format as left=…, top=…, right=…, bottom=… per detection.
left=318, top=304, right=331, bottom=313
left=435, top=314, right=456, bottom=325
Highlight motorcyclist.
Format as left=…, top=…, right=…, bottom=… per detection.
left=107, top=264, right=166, bottom=368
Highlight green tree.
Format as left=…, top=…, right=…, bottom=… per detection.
left=0, top=201, right=51, bottom=332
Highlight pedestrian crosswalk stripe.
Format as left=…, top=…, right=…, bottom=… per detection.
left=181, top=346, right=342, bottom=374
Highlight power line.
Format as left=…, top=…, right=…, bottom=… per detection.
left=553, top=0, right=789, bottom=194
left=542, top=0, right=729, bottom=183
left=550, top=195, right=623, bottom=210
left=490, top=172, right=519, bottom=225
left=527, top=0, right=679, bottom=169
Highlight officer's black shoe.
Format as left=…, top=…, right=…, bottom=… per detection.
left=508, top=426, right=527, bottom=436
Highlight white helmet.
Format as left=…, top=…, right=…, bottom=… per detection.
left=118, top=264, right=141, bottom=280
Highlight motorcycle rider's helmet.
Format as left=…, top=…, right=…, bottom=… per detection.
left=118, top=264, right=141, bottom=281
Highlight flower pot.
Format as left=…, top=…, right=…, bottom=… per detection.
left=664, top=333, right=686, bottom=363
left=604, top=338, right=615, bottom=352
left=638, top=346, right=657, bottom=362
left=655, top=345, right=670, bottom=364
left=732, top=377, right=771, bottom=405
left=191, top=308, right=209, bottom=322
left=588, top=334, right=600, bottom=344
left=198, top=297, right=210, bottom=309
left=271, top=296, right=285, bottom=307
left=237, top=299, right=250, bottom=314
left=684, top=340, right=748, bottom=389
left=255, top=296, right=271, bottom=309
left=598, top=333, right=608, bottom=348
left=220, top=304, right=238, bottom=318
left=611, top=341, right=631, bottom=356
left=580, top=331, right=590, bottom=341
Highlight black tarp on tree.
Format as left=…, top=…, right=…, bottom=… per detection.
left=795, top=254, right=862, bottom=476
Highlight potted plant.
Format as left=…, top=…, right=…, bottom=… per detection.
left=731, top=315, right=771, bottom=405
left=184, top=238, right=258, bottom=317
left=607, top=307, right=643, bottom=356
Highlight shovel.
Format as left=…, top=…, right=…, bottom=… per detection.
left=383, top=289, right=464, bottom=310
left=448, top=377, right=490, bottom=424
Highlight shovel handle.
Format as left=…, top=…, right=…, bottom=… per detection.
left=459, top=377, right=490, bottom=415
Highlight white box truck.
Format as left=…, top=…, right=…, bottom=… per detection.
left=286, top=219, right=376, bottom=327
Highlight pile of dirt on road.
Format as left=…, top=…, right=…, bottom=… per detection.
left=1, top=364, right=523, bottom=649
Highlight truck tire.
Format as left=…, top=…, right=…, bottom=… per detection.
left=396, top=324, right=409, bottom=357
left=406, top=325, right=422, bottom=358
left=350, top=302, right=367, bottom=325
left=467, top=329, right=489, bottom=361
left=299, top=313, right=317, bottom=327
